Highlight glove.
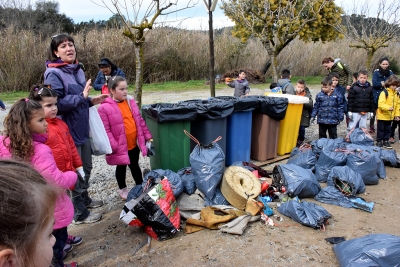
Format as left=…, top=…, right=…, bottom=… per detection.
left=310, top=118, right=316, bottom=125
left=76, top=167, right=85, bottom=182
left=367, top=112, right=372, bottom=120
left=347, top=112, right=353, bottom=120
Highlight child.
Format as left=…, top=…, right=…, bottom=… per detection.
left=29, top=86, right=100, bottom=249
left=346, top=70, right=374, bottom=133
left=0, top=159, right=59, bottom=267
left=226, top=70, right=250, bottom=97
left=372, top=57, right=394, bottom=137
left=295, top=79, right=313, bottom=145
left=98, top=76, right=153, bottom=200
left=0, top=99, right=78, bottom=267
left=311, top=77, right=344, bottom=139
left=277, top=69, right=295, bottom=94
left=376, top=75, right=400, bottom=149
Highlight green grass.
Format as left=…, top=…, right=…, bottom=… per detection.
left=141, top=80, right=227, bottom=92
left=0, top=77, right=324, bottom=102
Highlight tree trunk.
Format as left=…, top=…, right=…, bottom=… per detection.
left=366, top=48, right=375, bottom=72
left=208, top=0, right=215, bottom=97
left=270, top=54, right=279, bottom=83
left=260, top=59, right=271, bottom=75
left=134, top=42, right=143, bottom=108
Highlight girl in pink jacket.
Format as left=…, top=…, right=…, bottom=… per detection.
left=0, top=99, right=78, bottom=267
left=98, top=76, right=152, bottom=200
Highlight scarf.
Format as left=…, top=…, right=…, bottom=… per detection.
left=378, top=66, right=391, bottom=77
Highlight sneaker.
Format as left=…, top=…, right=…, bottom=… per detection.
left=86, top=199, right=104, bottom=209
left=72, top=213, right=102, bottom=225
left=63, top=244, right=73, bottom=253
left=376, top=141, right=383, bottom=147
left=66, top=235, right=83, bottom=246
left=383, top=141, right=393, bottom=149
left=64, top=262, right=79, bottom=267
left=389, top=137, right=395, bottom=143
left=117, top=188, right=128, bottom=200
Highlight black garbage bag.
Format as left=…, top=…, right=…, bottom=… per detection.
left=346, top=150, right=379, bottom=185
left=311, top=138, right=346, bottom=157
left=346, top=127, right=375, bottom=146
left=287, top=150, right=317, bottom=171
left=186, top=131, right=225, bottom=205
left=333, top=234, right=400, bottom=267
left=140, top=169, right=183, bottom=198
left=272, top=164, right=321, bottom=198
left=346, top=144, right=386, bottom=179
left=380, top=149, right=398, bottom=167
left=141, top=102, right=198, bottom=122
left=213, top=96, right=259, bottom=112
left=246, top=96, right=288, bottom=120
left=314, top=186, right=354, bottom=208
left=179, top=99, right=234, bottom=120
left=177, top=167, right=197, bottom=195
left=277, top=200, right=331, bottom=229
left=315, top=149, right=347, bottom=182
left=327, top=166, right=365, bottom=196
left=120, top=178, right=180, bottom=241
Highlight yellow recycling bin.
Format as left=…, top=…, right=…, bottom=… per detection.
left=267, top=94, right=309, bottom=156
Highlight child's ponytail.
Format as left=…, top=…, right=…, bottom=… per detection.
left=3, top=98, right=43, bottom=161
left=28, top=84, right=58, bottom=102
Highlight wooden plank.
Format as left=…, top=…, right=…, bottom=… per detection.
left=253, top=154, right=290, bottom=167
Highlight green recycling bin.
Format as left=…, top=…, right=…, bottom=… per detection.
left=142, top=103, right=197, bottom=172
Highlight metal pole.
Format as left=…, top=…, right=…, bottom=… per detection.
left=208, top=0, right=215, bottom=97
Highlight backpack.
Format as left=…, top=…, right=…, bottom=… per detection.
left=278, top=81, right=291, bottom=94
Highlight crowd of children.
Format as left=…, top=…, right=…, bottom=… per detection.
left=268, top=57, right=400, bottom=149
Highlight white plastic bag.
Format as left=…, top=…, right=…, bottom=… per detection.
left=88, top=106, right=112, bottom=155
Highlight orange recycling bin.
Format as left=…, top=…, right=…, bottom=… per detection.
left=268, top=94, right=309, bottom=156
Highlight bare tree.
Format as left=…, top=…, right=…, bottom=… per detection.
left=338, top=0, right=400, bottom=70
left=95, top=0, right=197, bottom=107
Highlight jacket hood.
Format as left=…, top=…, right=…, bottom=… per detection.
left=277, top=78, right=291, bottom=86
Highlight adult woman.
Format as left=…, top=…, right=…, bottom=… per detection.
left=93, top=58, right=126, bottom=91
left=44, top=33, right=107, bottom=224
left=372, top=57, right=395, bottom=138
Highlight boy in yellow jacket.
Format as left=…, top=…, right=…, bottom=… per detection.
left=376, top=75, right=400, bottom=149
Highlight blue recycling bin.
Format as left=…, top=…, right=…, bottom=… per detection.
left=214, top=96, right=259, bottom=166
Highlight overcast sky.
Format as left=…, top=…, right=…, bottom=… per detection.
left=55, top=0, right=234, bottom=29
left=51, top=0, right=391, bottom=30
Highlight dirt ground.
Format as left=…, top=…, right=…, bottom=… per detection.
left=63, top=87, right=400, bottom=267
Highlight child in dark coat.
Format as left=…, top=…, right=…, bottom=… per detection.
left=311, top=77, right=344, bottom=139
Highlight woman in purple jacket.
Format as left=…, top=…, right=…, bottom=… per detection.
left=98, top=76, right=152, bottom=200
left=44, top=33, right=107, bottom=224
